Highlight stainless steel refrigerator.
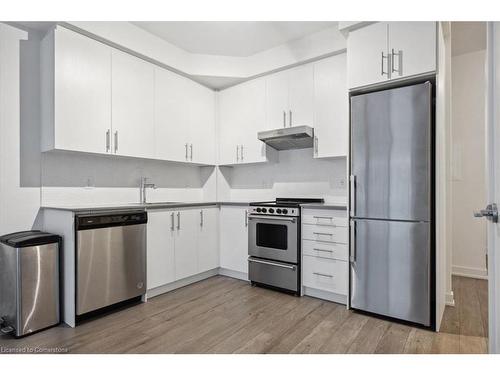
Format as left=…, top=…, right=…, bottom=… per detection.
left=349, top=81, right=433, bottom=327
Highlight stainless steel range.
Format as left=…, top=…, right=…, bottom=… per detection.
left=248, top=198, right=324, bottom=295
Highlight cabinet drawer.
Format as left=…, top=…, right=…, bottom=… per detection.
left=302, top=240, right=348, bottom=261
left=302, top=223, right=348, bottom=244
left=302, top=255, right=348, bottom=295
left=302, top=209, right=348, bottom=227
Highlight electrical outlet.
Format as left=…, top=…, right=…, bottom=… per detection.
left=84, top=176, right=95, bottom=189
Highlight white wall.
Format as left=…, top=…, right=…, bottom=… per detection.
left=451, top=49, right=488, bottom=279
left=0, top=24, right=41, bottom=236
left=217, top=149, right=347, bottom=204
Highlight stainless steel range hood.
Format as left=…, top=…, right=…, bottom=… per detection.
left=258, top=125, right=314, bottom=151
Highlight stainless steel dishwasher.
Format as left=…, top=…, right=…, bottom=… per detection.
left=75, top=211, right=147, bottom=317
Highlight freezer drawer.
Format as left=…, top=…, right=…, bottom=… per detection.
left=350, top=219, right=430, bottom=326
left=302, top=223, right=348, bottom=244
left=248, top=257, right=299, bottom=293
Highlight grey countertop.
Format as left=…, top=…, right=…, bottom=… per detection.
left=41, top=201, right=250, bottom=213
left=300, top=202, right=348, bottom=210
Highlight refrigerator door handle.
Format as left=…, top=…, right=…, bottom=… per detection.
left=349, top=220, right=356, bottom=262
left=349, top=175, right=356, bottom=217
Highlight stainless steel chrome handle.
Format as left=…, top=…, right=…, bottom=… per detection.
left=283, top=111, right=286, bottom=128
left=177, top=212, right=181, bottom=230
left=236, top=145, right=240, bottom=162
left=289, top=110, right=292, bottom=127
left=474, top=203, right=499, bottom=223
left=313, top=248, right=333, bottom=253
left=105, top=129, right=110, bottom=152
left=248, top=215, right=296, bottom=223
left=314, top=135, right=318, bottom=155
left=313, top=272, right=333, bottom=278
left=190, top=143, right=193, bottom=161
left=170, top=212, right=175, bottom=231
left=114, top=131, right=118, bottom=153
left=391, top=49, right=403, bottom=76
left=248, top=258, right=296, bottom=270
left=313, top=216, right=333, bottom=220
left=313, top=232, right=333, bottom=236
left=240, top=145, right=244, bottom=161
left=350, top=220, right=356, bottom=262
left=350, top=175, right=356, bottom=217
left=185, top=143, right=188, bottom=160
left=245, top=210, right=248, bottom=227
left=381, top=52, right=390, bottom=77
left=200, top=210, right=204, bottom=227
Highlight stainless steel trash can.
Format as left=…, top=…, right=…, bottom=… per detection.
left=0, top=230, right=61, bottom=337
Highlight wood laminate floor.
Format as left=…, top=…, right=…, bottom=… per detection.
left=0, top=275, right=488, bottom=354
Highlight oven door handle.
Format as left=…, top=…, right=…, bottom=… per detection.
left=248, top=257, right=296, bottom=270
left=248, top=215, right=296, bottom=223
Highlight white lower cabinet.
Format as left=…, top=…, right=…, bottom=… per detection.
left=301, top=208, right=349, bottom=304
left=147, top=206, right=219, bottom=292
left=219, top=206, right=249, bottom=275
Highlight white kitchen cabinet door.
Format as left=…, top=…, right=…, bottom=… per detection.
left=197, top=208, right=219, bottom=272
left=147, top=210, right=175, bottom=290
left=174, top=209, right=199, bottom=280
left=347, top=22, right=389, bottom=89
left=239, top=78, right=268, bottom=164
left=154, top=67, right=190, bottom=162
left=219, top=206, right=249, bottom=274
left=218, top=85, right=243, bottom=165
left=288, top=64, right=314, bottom=127
left=51, top=27, right=111, bottom=154
left=188, top=82, right=216, bottom=165
left=266, top=70, right=290, bottom=129
left=111, top=49, right=155, bottom=159
left=313, top=54, right=348, bottom=158
left=388, top=22, right=436, bottom=80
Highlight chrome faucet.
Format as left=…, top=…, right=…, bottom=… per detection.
left=140, top=177, right=157, bottom=204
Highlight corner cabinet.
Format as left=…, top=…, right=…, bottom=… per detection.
left=347, top=22, right=436, bottom=89
left=41, top=26, right=216, bottom=165
left=219, top=206, right=249, bottom=277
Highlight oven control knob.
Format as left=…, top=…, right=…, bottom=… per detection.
left=261, top=208, right=267, bottom=213
left=276, top=209, right=282, bottom=214
left=269, top=208, right=274, bottom=214
left=256, top=207, right=262, bottom=213
left=282, top=209, right=288, bottom=215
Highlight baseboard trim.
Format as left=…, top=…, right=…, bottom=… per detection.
left=445, top=290, right=455, bottom=307
left=452, top=265, right=488, bottom=280
left=303, top=286, right=347, bottom=305
left=146, top=268, right=219, bottom=299
left=218, top=267, right=248, bottom=281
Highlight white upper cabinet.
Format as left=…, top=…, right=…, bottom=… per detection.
left=218, top=78, right=271, bottom=165
left=42, top=26, right=112, bottom=154
left=388, top=22, right=436, bottom=80
left=313, top=53, right=348, bottom=158
left=266, top=65, right=314, bottom=129
left=111, top=49, right=155, bottom=159
left=347, top=22, right=389, bottom=89
left=347, top=22, right=436, bottom=89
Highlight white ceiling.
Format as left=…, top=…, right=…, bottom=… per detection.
left=132, top=21, right=336, bottom=57
left=451, top=22, right=486, bottom=56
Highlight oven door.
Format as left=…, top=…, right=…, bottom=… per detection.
left=248, top=214, right=298, bottom=263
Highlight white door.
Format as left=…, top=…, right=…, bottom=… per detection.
left=347, top=22, right=389, bottom=89
left=218, top=85, right=242, bottom=165
left=197, top=208, right=219, bottom=272
left=266, top=70, right=289, bottom=129
left=219, top=206, right=249, bottom=274
left=288, top=64, right=314, bottom=127
left=313, top=54, right=348, bottom=158
left=483, top=22, right=500, bottom=354
left=388, top=22, right=436, bottom=80
left=154, top=67, right=190, bottom=162
left=188, top=82, right=216, bottom=164
left=54, top=27, right=111, bottom=154
left=239, top=78, right=268, bottom=164
left=174, top=209, right=199, bottom=280
left=147, top=210, right=175, bottom=289
left=111, top=49, right=155, bottom=158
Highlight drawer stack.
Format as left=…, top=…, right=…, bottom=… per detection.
left=301, top=208, right=348, bottom=304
